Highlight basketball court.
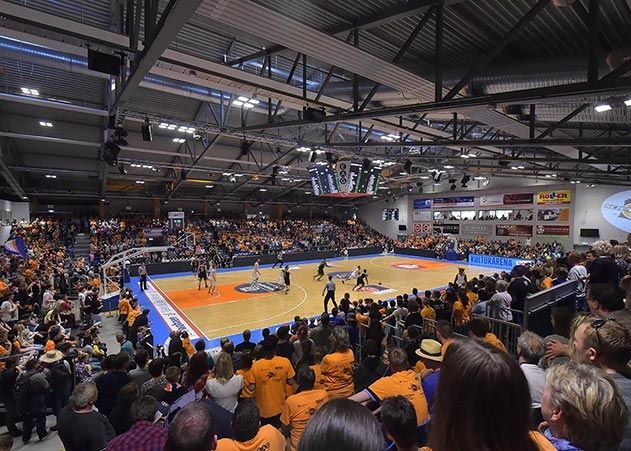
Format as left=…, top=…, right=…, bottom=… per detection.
left=140, top=254, right=494, bottom=340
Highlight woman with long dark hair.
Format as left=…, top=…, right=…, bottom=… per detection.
left=182, top=350, right=210, bottom=393
left=425, top=340, right=555, bottom=451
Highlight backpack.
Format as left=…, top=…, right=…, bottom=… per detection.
left=49, top=361, right=70, bottom=390
left=13, top=371, right=38, bottom=411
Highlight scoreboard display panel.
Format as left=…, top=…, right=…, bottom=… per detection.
left=308, top=159, right=381, bottom=198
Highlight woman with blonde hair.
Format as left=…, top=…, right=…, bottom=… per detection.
left=321, top=326, right=355, bottom=398
left=205, top=351, right=243, bottom=412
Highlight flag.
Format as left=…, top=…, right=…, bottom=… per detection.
left=4, top=237, right=28, bottom=259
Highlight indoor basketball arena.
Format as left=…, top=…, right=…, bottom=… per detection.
left=0, top=1, right=630, bottom=450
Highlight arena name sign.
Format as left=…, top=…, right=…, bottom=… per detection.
left=468, top=254, right=534, bottom=271
left=145, top=281, right=201, bottom=340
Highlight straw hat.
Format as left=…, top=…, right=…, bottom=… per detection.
left=415, top=339, right=443, bottom=362
left=39, top=350, right=64, bottom=364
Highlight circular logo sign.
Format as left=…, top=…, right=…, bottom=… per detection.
left=601, top=190, right=631, bottom=233
left=235, top=282, right=284, bottom=293
left=390, top=263, right=424, bottom=270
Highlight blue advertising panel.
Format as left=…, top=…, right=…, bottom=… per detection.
left=468, top=254, right=534, bottom=271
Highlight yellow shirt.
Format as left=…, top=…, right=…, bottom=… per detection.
left=421, top=431, right=556, bottom=451
left=236, top=368, right=254, bottom=398
left=321, top=349, right=355, bottom=398
left=246, top=356, right=295, bottom=418
left=309, top=363, right=324, bottom=390
left=452, top=301, right=469, bottom=326
left=483, top=333, right=507, bottom=352
left=367, top=370, right=429, bottom=425
left=216, top=425, right=286, bottom=451
left=280, top=389, right=329, bottom=451
left=420, top=306, right=436, bottom=320
left=118, top=298, right=131, bottom=315
left=127, top=308, right=141, bottom=327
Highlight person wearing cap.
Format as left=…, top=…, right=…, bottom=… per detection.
left=40, top=348, right=72, bottom=428
left=349, top=347, right=429, bottom=427
left=415, top=339, right=443, bottom=412
left=246, top=335, right=295, bottom=428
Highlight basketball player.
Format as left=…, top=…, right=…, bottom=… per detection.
left=197, top=260, right=208, bottom=290
left=321, top=275, right=338, bottom=313
left=313, top=258, right=330, bottom=281
left=353, top=269, right=369, bottom=291
left=191, top=255, right=199, bottom=276
left=282, top=265, right=291, bottom=294
left=250, top=258, right=261, bottom=288
left=272, top=250, right=284, bottom=268
left=342, top=265, right=361, bottom=284
left=208, top=262, right=217, bottom=295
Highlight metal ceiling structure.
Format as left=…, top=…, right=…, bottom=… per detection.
left=0, top=0, right=630, bottom=211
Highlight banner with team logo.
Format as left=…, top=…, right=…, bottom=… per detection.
left=536, top=190, right=571, bottom=205
left=461, top=223, right=494, bottom=236
left=496, top=224, right=533, bottom=237
left=433, top=196, right=474, bottom=208
left=412, top=223, right=432, bottom=235
left=413, top=210, right=432, bottom=221
left=413, top=198, right=433, bottom=209
left=537, top=208, right=570, bottom=222
left=536, top=225, right=570, bottom=237
left=601, top=190, right=631, bottom=233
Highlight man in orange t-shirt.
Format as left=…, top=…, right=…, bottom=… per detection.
left=217, top=399, right=286, bottom=451
left=349, top=347, right=429, bottom=426
left=281, top=367, right=329, bottom=451
left=246, top=336, right=295, bottom=427
left=469, top=318, right=507, bottom=352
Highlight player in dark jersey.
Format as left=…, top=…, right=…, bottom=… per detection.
left=191, top=256, right=199, bottom=276
left=272, top=250, right=284, bottom=269
left=313, top=259, right=329, bottom=281
left=282, top=265, right=291, bottom=294
left=197, top=261, right=208, bottom=290
left=353, top=269, right=369, bottom=291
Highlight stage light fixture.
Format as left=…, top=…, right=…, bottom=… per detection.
left=625, top=99, right=631, bottom=107
left=594, top=103, right=612, bottom=113
left=141, top=118, right=153, bottom=142
left=309, top=151, right=318, bottom=163
left=118, top=164, right=127, bottom=175
left=450, top=184, right=457, bottom=191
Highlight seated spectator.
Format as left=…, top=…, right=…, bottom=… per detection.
left=414, top=340, right=443, bottom=411
left=163, top=365, right=188, bottom=405
left=129, top=349, right=151, bottom=388
left=0, top=433, right=12, bottom=451
left=541, top=362, right=628, bottom=451
left=106, top=395, right=168, bottom=450
left=216, top=399, right=286, bottom=451
left=350, top=347, right=429, bottom=427
left=235, top=329, right=256, bottom=353
left=57, top=382, right=115, bottom=451
left=0, top=357, right=20, bottom=437
left=424, top=340, right=555, bottom=451
left=468, top=318, right=507, bottom=352
left=141, top=357, right=167, bottom=396
left=182, top=331, right=195, bottom=358
left=166, top=402, right=217, bottom=451
left=96, top=352, right=132, bottom=416
left=435, top=320, right=455, bottom=356
left=420, top=299, right=436, bottom=321
left=403, top=326, right=421, bottom=367
left=206, top=352, right=244, bottom=413
left=321, top=326, right=355, bottom=398
left=310, top=345, right=326, bottom=390
left=382, top=396, right=419, bottom=451
left=516, top=331, right=546, bottom=419
left=108, top=381, right=138, bottom=436
left=297, top=398, right=383, bottom=451
left=311, top=314, right=333, bottom=351
left=281, top=367, right=329, bottom=451
left=117, top=332, right=134, bottom=360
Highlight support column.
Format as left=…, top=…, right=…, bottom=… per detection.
left=203, top=200, right=210, bottom=216
left=153, top=198, right=161, bottom=219
left=276, top=204, right=284, bottom=220
left=99, top=200, right=106, bottom=219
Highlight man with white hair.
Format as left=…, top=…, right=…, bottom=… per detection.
left=487, top=279, right=513, bottom=321
left=517, top=332, right=546, bottom=411
left=57, top=382, right=115, bottom=451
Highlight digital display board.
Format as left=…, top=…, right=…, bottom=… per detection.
left=309, top=160, right=381, bottom=198
left=382, top=208, right=399, bottom=221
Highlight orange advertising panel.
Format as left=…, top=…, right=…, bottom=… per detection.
left=536, top=190, right=571, bottom=205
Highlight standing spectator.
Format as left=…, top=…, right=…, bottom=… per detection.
left=567, top=253, right=588, bottom=310
left=106, top=395, right=168, bottom=450
left=96, top=352, right=132, bottom=416
left=216, top=399, right=286, bottom=451
left=350, top=347, right=429, bottom=427
left=0, top=295, right=18, bottom=328
left=117, top=332, right=134, bottom=360
left=206, top=352, right=244, bottom=413
left=138, top=263, right=148, bottom=291
left=129, top=349, right=151, bottom=388
left=141, top=358, right=167, bottom=396
left=587, top=283, right=631, bottom=333
left=507, top=267, right=538, bottom=320
left=488, top=279, right=513, bottom=321
left=18, top=358, right=49, bottom=444
left=311, top=314, right=333, bottom=351
left=57, top=382, right=115, bottom=451
left=541, top=362, right=628, bottom=451
left=246, top=336, right=295, bottom=427
left=165, top=402, right=217, bottom=451
left=235, top=329, right=256, bottom=353
left=276, top=326, right=294, bottom=361
left=168, top=329, right=184, bottom=357
left=403, top=300, right=423, bottom=329
left=468, top=318, right=507, bottom=352
left=280, top=367, right=329, bottom=451
left=40, top=349, right=73, bottom=427
left=108, top=382, right=139, bottom=436
left=517, top=332, right=546, bottom=419
left=586, top=241, right=620, bottom=287
left=182, top=351, right=212, bottom=393
left=0, top=358, right=21, bottom=437
left=163, top=366, right=187, bottom=405
left=321, top=326, right=355, bottom=398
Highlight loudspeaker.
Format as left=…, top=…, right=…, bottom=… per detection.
left=141, top=123, right=153, bottom=142
left=304, top=107, right=325, bottom=122
left=240, top=141, right=251, bottom=156
left=107, top=114, right=117, bottom=129
left=404, top=160, right=412, bottom=174
left=309, top=151, right=317, bottom=163
left=88, top=49, right=121, bottom=76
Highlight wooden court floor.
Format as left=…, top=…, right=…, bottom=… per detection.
left=150, top=255, right=493, bottom=338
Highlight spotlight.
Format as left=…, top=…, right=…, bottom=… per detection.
left=461, top=174, right=470, bottom=187
left=141, top=118, right=152, bottom=142
left=450, top=184, right=457, bottom=191
left=404, top=160, right=412, bottom=174
left=433, top=172, right=442, bottom=183
left=240, top=141, right=251, bottom=156
left=118, top=164, right=127, bottom=175
left=594, top=103, right=612, bottom=113
left=448, top=178, right=456, bottom=184
left=309, top=151, right=318, bottom=163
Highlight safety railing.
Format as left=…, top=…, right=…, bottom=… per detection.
left=472, top=314, right=523, bottom=355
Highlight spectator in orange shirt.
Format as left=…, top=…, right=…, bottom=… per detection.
left=350, top=347, right=429, bottom=427
left=117, top=296, right=131, bottom=325
left=435, top=321, right=455, bottom=356
left=451, top=290, right=470, bottom=327
left=468, top=318, right=507, bottom=352
left=246, top=336, right=295, bottom=428
left=280, top=367, right=329, bottom=451
left=216, top=399, right=286, bottom=451
left=309, top=346, right=326, bottom=390
left=321, top=326, right=355, bottom=398
left=181, top=331, right=195, bottom=358
left=420, top=299, right=436, bottom=321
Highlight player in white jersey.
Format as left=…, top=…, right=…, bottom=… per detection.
left=250, top=258, right=261, bottom=288
left=343, top=265, right=361, bottom=284
left=208, top=262, right=217, bottom=295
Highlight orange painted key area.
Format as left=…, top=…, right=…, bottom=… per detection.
left=164, top=283, right=275, bottom=309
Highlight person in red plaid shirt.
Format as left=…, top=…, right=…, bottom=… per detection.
left=106, top=395, right=168, bottom=451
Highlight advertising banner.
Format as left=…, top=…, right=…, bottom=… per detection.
left=461, top=223, right=494, bottom=236
left=413, top=223, right=432, bottom=235
left=436, top=223, right=460, bottom=234
left=536, top=190, right=572, bottom=205
left=413, top=210, right=432, bottom=222
left=468, top=254, right=535, bottom=271
left=504, top=193, right=534, bottom=205
left=433, top=196, right=475, bottom=208
left=537, top=208, right=570, bottom=222
left=601, top=190, right=631, bottom=233
left=536, top=225, right=570, bottom=236
left=496, top=224, right=533, bottom=237
left=413, top=198, right=432, bottom=209
left=479, top=194, right=503, bottom=206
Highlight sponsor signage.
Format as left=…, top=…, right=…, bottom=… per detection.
left=496, top=224, right=533, bottom=237
left=479, top=194, right=503, bottom=206
left=413, top=210, right=432, bottom=221
left=504, top=193, right=534, bottom=205
left=435, top=223, right=460, bottom=234
left=235, top=282, right=284, bottom=293
left=145, top=282, right=200, bottom=340
left=168, top=211, right=185, bottom=219
left=413, top=222, right=432, bottom=234
left=413, top=198, right=433, bottom=209
left=536, top=190, right=571, bottom=205
left=536, top=225, right=570, bottom=237
left=461, top=223, right=494, bottom=236
left=468, top=254, right=535, bottom=271
left=601, top=190, right=631, bottom=233
left=537, top=208, right=570, bottom=222
left=433, top=196, right=475, bottom=208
